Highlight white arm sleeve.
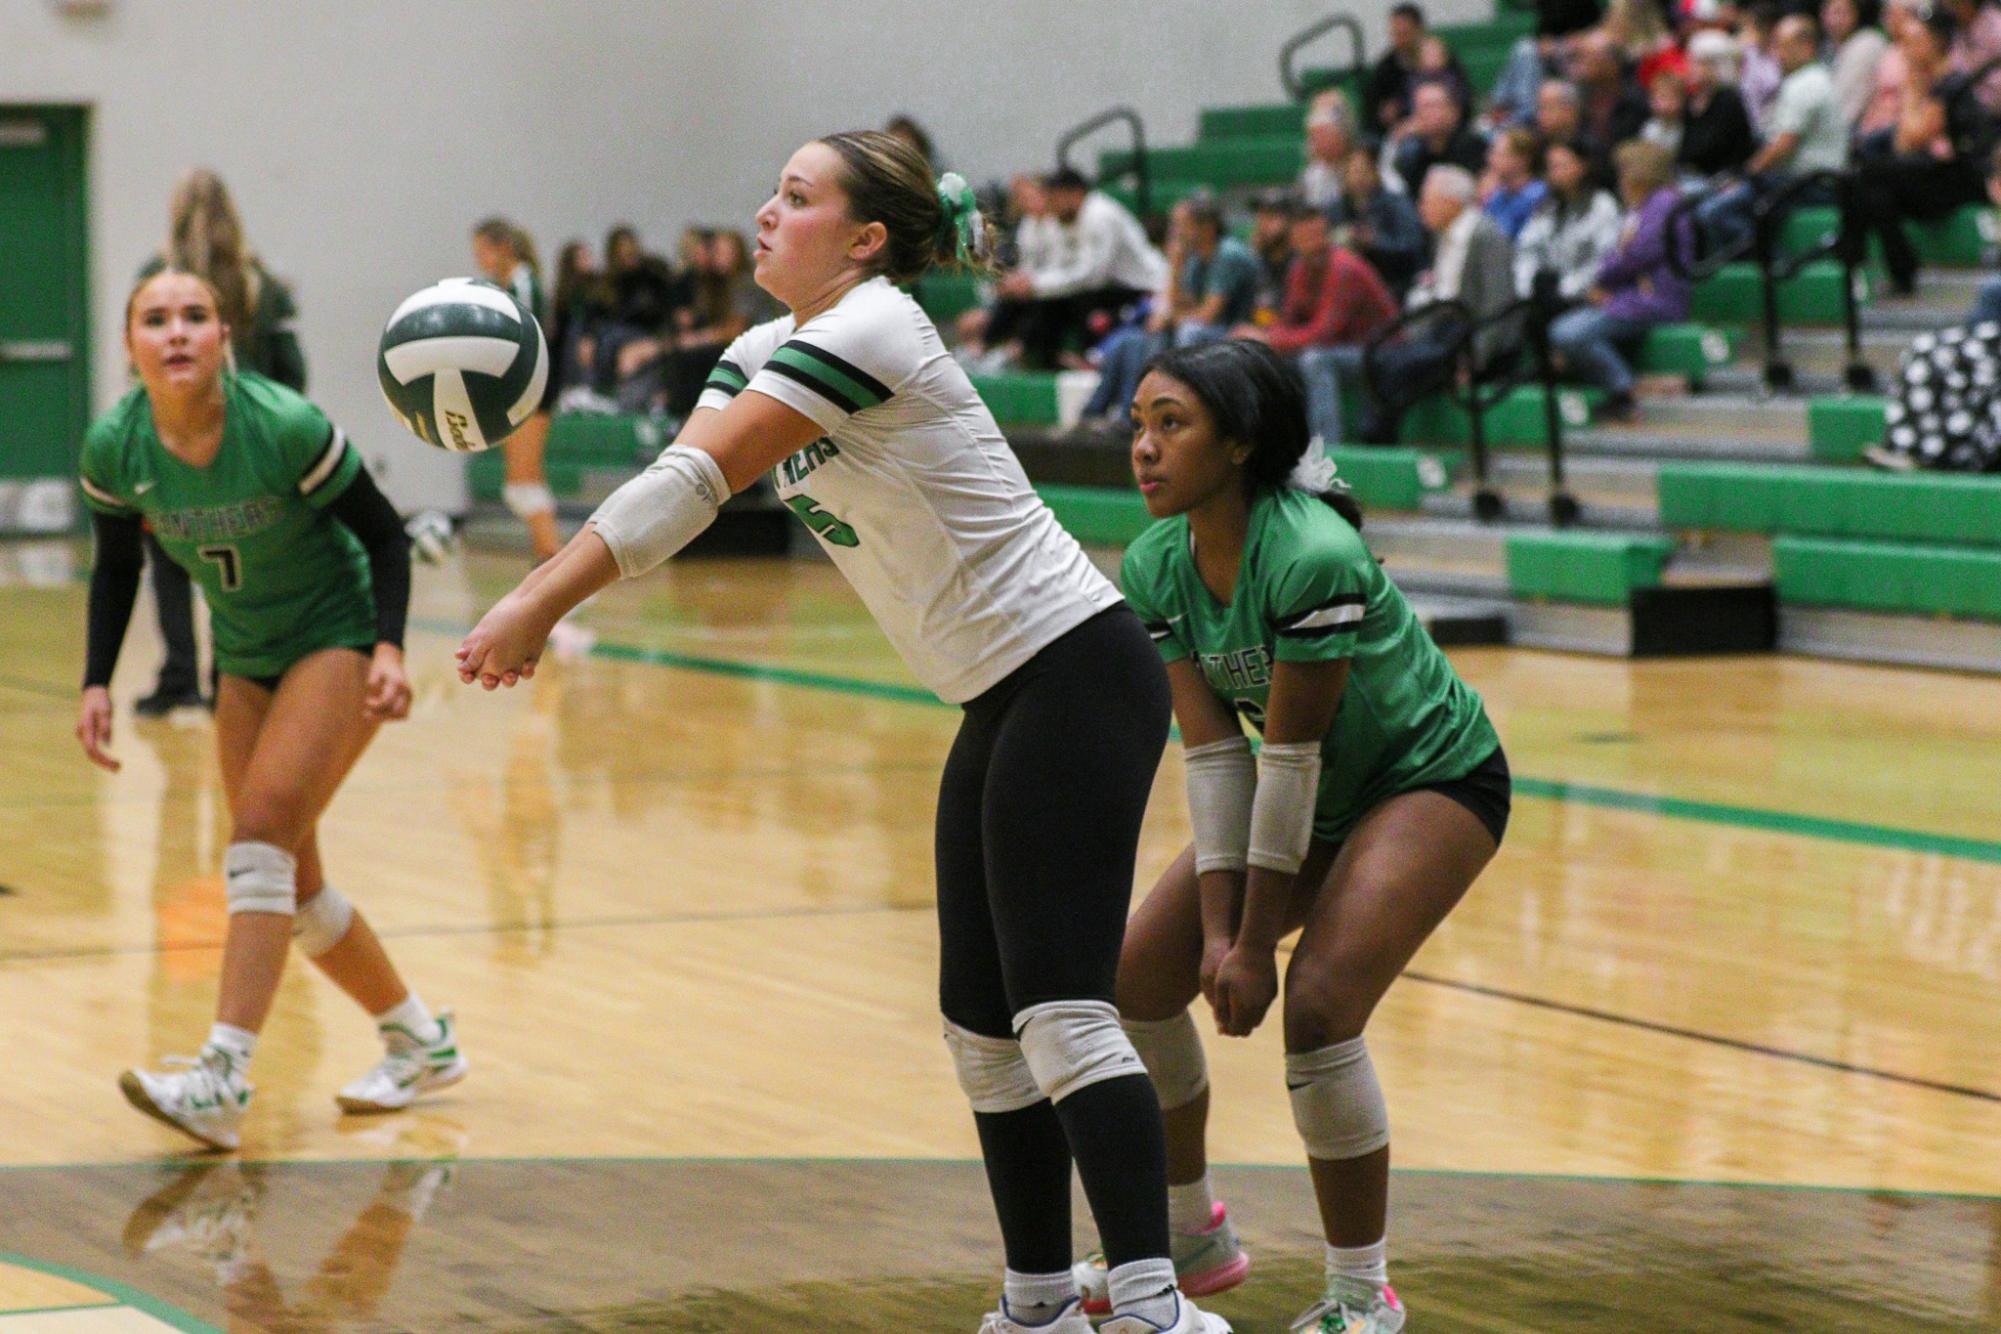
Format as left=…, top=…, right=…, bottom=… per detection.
left=587, top=444, right=730, bottom=580
left=1247, top=741, right=1323, bottom=875
left=1184, top=736, right=1255, bottom=875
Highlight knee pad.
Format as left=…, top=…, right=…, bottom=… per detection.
left=943, top=1020, right=1044, bottom=1114
left=1124, top=1011, right=1209, bottom=1111
left=1015, top=1000, right=1146, bottom=1106
left=503, top=481, right=555, bottom=519
left=225, top=840, right=297, bottom=916
left=292, top=884, right=354, bottom=958
left=1286, top=1036, right=1389, bottom=1161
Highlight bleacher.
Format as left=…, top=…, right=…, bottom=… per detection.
left=489, top=2, right=2001, bottom=674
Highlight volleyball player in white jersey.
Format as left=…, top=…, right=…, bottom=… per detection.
left=454, top=132, right=1230, bottom=1334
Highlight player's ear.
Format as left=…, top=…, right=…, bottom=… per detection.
left=850, top=220, right=889, bottom=267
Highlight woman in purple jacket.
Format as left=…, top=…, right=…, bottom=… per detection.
left=1547, top=139, right=1690, bottom=421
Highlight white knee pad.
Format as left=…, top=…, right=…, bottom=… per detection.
left=1286, top=1036, right=1390, bottom=1161
left=1015, top=1000, right=1146, bottom=1106
left=503, top=481, right=555, bottom=519
left=292, top=884, right=355, bottom=958
left=225, top=840, right=297, bottom=916
left=1124, top=1011, right=1209, bottom=1111
left=943, top=1020, right=1044, bottom=1114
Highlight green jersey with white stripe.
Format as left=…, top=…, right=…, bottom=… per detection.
left=80, top=372, right=375, bottom=677
left=504, top=262, right=546, bottom=325
left=1121, top=486, right=1499, bottom=843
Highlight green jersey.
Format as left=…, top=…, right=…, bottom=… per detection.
left=79, top=372, right=375, bottom=677
left=1121, top=486, right=1500, bottom=843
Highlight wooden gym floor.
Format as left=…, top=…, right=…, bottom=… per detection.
left=0, top=538, right=1996, bottom=1331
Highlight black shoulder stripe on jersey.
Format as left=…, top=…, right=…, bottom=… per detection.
left=1142, top=619, right=1175, bottom=642
left=764, top=357, right=864, bottom=416
left=706, top=359, right=748, bottom=398
left=1274, top=593, right=1367, bottom=638
left=782, top=339, right=893, bottom=405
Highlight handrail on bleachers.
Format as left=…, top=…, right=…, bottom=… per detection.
left=1058, top=107, right=1150, bottom=220
left=1279, top=15, right=1367, bottom=101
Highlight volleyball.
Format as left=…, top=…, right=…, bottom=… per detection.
left=377, top=278, right=547, bottom=452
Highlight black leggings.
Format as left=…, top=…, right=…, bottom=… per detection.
left=936, top=602, right=1170, bottom=1037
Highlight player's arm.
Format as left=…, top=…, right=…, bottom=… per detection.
left=456, top=390, right=823, bottom=689
left=77, top=510, right=146, bottom=771
left=1165, top=659, right=1253, bottom=1010
left=322, top=465, right=414, bottom=720
left=1212, top=658, right=1349, bottom=1039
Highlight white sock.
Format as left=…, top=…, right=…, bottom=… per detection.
left=1168, top=1173, right=1218, bottom=1234
left=372, top=993, right=441, bottom=1046
left=1003, top=1267, right=1077, bottom=1323
left=1326, top=1236, right=1388, bottom=1286
left=203, top=1022, right=257, bottom=1073
left=1107, top=1257, right=1178, bottom=1326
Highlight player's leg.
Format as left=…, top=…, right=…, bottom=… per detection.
left=983, top=609, right=1227, bottom=1333
left=138, top=531, right=204, bottom=714
left=502, top=411, right=560, bottom=563
left=937, top=706, right=1089, bottom=1334
left=1281, top=777, right=1504, bottom=1334
left=291, top=830, right=467, bottom=1114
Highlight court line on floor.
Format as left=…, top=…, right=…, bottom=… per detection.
left=411, top=619, right=2001, bottom=868
left=0, top=1251, right=217, bottom=1333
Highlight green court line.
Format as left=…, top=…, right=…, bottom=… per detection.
left=0, top=1250, right=219, bottom=1333
left=412, top=617, right=2001, bottom=867
left=0, top=1157, right=1994, bottom=1203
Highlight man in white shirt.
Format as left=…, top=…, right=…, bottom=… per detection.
left=1698, top=14, right=1849, bottom=254
left=991, top=167, right=1167, bottom=369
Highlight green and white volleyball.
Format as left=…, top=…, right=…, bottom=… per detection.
left=377, top=278, right=547, bottom=452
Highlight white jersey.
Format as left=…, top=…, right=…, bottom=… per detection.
left=697, top=276, right=1120, bottom=703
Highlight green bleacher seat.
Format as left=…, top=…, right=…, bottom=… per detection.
left=1036, top=483, right=1153, bottom=547
left=1637, top=323, right=1738, bottom=385
left=1326, top=445, right=1458, bottom=510
left=1506, top=531, right=1676, bottom=605
left=1199, top=103, right=1306, bottom=142
left=1775, top=535, right=2001, bottom=619
left=1692, top=261, right=1868, bottom=325
left=1399, top=384, right=1602, bottom=447
left=1777, top=203, right=1990, bottom=267
left=1658, top=463, right=2001, bottom=546
left=1807, top=395, right=1885, bottom=462
left=1102, top=138, right=1304, bottom=190
left=913, top=272, right=985, bottom=325
left=970, top=372, right=1061, bottom=427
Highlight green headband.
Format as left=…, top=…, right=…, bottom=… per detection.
left=935, top=172, right=983, bottom=262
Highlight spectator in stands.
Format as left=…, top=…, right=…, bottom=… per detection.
left=1537, top=78, right=1613, bottom=186
left=1680, top=29, right=1757, bottom=179
left=1514, top=139, right=1626, bottom=299
left=1249, top=188, right=1298, bottom=314
left=1571, top=29, right=1653, bottom=174
left=1943, top=0, right=2001, bottom=112
left=1739, top=2, right=1786, bottom=130
left=1418, top=35, right=1476, bottom=118
left=954, top=176, right=1058, bottom=369
left=1489, top=0, right=1607, bottom=129
left=1081, top=194, right=1259, bottom=421
left=664, top=229, right=776, bottom=417
left=1390, top=80, right=1490, bottom=197
left=1850, top=8, right=1994, bottom=294
left=1643, top=69, right=1689, bottom=159
left=549, top=239, right=611, bottom=410
left=1607, top=0, right=1688, bottom=87
left=1368, top=2, right=1433, bottom=133
left=1482, top=127, right=1550, bottom=239
left=991, top=167, right=1165, bottom=370
left=1357, top=165, right=1519, bottom=442
left=594, top=224, right=678, bottom=402
left=1232, top=202, right=1400, bottom=443
left=1825, top=0, right=1891, bottom=126
left=1331, top=147, right=1431, bottom=297
left=1700, top=14, right=1848, bottom=253
left=1861, top=0, right=1920, bottom=135
left=1301, top=90, right=1361, bottom=211
left=1969, top=144, right=2001, bottom=323
left=1549, top=140, right=1691, bottom=420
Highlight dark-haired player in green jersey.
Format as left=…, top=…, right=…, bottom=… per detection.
left=1076, top=339, right=1508, bottom=1334
left=77, top=268, right=467, bottom=1152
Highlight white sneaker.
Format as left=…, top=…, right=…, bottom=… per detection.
left=976, top=1296, right=1095, bottom=1333
left=336, top=1010, right=468, bottom=1113
left=1099, top=1293, right=1232, bottom=1333
left=1077, top=1202, right=1251, bottom=1314
left=119, top=1049, right=251, bottom=1151
left=1290, top=1277, right=1405, bottom=1333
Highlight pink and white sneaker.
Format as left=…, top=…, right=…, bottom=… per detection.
left=1289, top=1277, right=1405, bottom=1333
left=1073, top=1201, right=1251, bottom=1315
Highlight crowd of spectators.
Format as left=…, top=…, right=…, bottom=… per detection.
left=946, top=0, right=2001, bottom=444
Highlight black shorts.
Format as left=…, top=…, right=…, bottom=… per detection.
left=1414, top=744, right=1511, bottom=847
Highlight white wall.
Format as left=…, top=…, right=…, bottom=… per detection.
left=2, top=0, right=1489, bottom=510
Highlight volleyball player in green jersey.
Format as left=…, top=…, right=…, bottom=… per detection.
left=76, top=269, right=467, bottom=1151
left=473, top=217, right=562, bottom=563
left=1076, top=340, right=1508, bottom=1334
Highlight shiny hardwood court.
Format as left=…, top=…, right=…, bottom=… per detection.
left=1, top=539, right=1997, bottom=1331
